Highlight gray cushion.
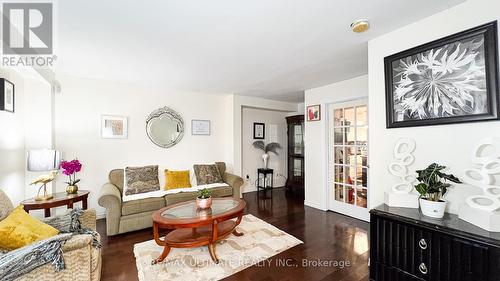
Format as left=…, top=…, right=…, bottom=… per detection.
left=122, top=197, right=165, bottom=216
left=124, top=165, right=160, bottom=195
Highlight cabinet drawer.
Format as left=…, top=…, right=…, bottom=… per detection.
left=371, top=262, right=424, bottom=281
left=372, top=216, right=432, bottom=279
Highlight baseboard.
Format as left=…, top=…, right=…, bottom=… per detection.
left=304, top=200, right=327, bottom=211
left=242, top=186, right=285, bottom=193
left=96, top=212, right=106, bottom=220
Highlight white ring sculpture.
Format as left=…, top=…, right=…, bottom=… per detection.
left=388, top=138, right=416, bottom=194
left=463, top=137, right=500, bottom=212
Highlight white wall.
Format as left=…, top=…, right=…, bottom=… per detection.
left=0, top=67, right=52, bottom=211
left=0, top=69, right=26, bottom=205
left=368, top=0, right=499, bottom=214
left=304, top=75, right=368, bottom=211
left=55, top=75, right=231, bottom=217
left=241, top=107, right=288, bottom=192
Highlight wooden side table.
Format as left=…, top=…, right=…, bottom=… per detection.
left=21, top=190, right=90, bottom=218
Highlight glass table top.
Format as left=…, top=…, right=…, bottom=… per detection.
left=161, top=198, right=241, bottom=220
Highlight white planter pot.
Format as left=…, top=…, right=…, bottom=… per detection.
left=262, top=153, right=269, bottom=169
left=419, top=198, right=447, bottom=218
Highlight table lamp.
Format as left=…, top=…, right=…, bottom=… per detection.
left=27, top=149, right=61, bottom=201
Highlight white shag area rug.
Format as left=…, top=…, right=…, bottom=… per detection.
left=133, top=214, right=303, bottom=281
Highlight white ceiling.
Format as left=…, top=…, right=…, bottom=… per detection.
left=55, top=0, right=464, bottom=102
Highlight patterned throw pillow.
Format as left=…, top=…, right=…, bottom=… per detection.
left=193, top=164, right=224, bottom=185
left=0, top=190, right=14, bottom=221
left=124, top=165, right=160, bottom=195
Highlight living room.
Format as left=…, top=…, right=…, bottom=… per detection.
left=1, top=0, right=500, bottom=280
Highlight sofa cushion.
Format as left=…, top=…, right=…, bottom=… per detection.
left=0, top=190, right=14, bottom=221
left=165, top=191, right=198, bottom=206
left=193, top=164, right=223, bottom=185
left=164, top=170, right=191, bottom=190
left=210, top=186, right=233, bottom=197
left=122, top=197, right=165, bottom=216
left=0, top=206, right=59, bottom=250
left=124, top=165, right=160, bottom=196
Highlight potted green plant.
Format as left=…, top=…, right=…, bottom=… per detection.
left=252, top=141, right=281, bottom=169
left=196, top=188, right=212, bottom=209
left=414, top=163, right=462, bottom=218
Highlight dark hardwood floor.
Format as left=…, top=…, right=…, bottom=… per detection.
left=97, top=188, right=370, bottom=281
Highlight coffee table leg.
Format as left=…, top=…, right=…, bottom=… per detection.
left=232, top=229, right=244, bottom=236
left=152, top=245, right=171, bottom=265
left=208, top=243, right=219, bottom=264
left=232, top=215, right=244, bottom=236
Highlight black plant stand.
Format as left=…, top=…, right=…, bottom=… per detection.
left=257, top=168, right=274, bottom=196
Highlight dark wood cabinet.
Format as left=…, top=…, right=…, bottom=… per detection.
left=285, top=115, right=304, bottom=191
left=370, top=205, right=500, bottom=281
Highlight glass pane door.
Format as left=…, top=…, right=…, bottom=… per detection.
left=329, top=100, right=369, bottom=221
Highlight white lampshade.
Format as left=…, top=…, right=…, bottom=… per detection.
left=27, top=149, right=61, bottom=172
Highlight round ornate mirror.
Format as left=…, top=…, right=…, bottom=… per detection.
left=146, top=106, right=184, bottom=148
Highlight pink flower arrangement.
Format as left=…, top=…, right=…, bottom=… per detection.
left=60, top=159, right=82, bottom=186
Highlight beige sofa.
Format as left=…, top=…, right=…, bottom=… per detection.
left=98, top=162, right=243, bottom=236
left=0, top=191, right=101, bottom=281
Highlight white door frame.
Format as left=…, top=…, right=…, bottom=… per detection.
left=326, top=98, right=370, bottom=222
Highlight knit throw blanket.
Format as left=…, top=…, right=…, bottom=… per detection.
left=0, top=208, right=101, bottom=281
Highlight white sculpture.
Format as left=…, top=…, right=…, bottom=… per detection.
left=385, top=138, right=419, bottom=208
left=459, top=137, right=500, bottom=232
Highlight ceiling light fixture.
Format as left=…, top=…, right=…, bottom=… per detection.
left=350, top=19, right=370, bottom=33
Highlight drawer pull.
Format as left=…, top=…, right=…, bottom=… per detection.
left=419, top=263, right=428, bottom=275
left=419, top=239, right=428, bottom=250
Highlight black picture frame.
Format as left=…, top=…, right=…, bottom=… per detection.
left=0, top=78, right=14, bottom=113
left=253, top=122, right=265, bottom=139
left=384, top=21, right=499, bottom=128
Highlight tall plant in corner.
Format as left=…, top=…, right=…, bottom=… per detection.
left=252, top=141, right=281, bottom=169
left=414, top=163, right=461, bottom=218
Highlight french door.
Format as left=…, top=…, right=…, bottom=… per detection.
left=328, top=100, right=369, bottom=221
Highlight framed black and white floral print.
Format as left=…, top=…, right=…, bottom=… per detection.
left=384, top=21, right=499, bottom=128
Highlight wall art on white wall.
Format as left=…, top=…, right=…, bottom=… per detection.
left=385, top=22, right=499, bottom=128
left=101, top=115, right=128, bottom=139
left=0, top=78, right=14, bottom=113
left=253, top=122, right=265, bottom=139
left=191, top=119, right=210, bottom=135
left=459, top=137, right=500, bottom=232
left=385, top=138, right=419, bottom=208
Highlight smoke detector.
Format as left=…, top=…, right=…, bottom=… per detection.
left=350, top=19, right=370, bottom=33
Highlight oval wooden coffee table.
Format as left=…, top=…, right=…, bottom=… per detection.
left=151, top=198, right=246, bottom=265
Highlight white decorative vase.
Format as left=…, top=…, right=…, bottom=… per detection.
left=419, top=198, right=447, bottom=218
left=262, top=153, right=269, bottom=169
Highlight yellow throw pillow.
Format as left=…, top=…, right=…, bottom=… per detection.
left=0, top=205, right=59, bottom=250
left=165, top=170, right=192, bottom=190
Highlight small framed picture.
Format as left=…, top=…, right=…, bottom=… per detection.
left=0, top=78, right=15, bottom=113
left=253, top=122, right=265, bottom=139
left=307, top=105, right=321, bottom=121
left=192, top=119, right=210, bottom=135
left=101, top=115, right=128, bottom=139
